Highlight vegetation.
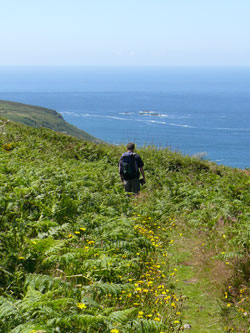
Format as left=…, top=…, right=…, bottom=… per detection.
left=0, top=117, right=249, bottom=332
left=0, top=100, right=99, bottom=142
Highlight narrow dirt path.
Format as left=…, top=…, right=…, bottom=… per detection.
left=167, top=221, right=232, bottom=332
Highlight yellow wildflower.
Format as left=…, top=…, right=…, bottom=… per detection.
left=77, top=302, right=87, bottom=309
left=137, top=311, right=144, bottom=318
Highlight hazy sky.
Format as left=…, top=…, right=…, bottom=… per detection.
left=1, top=0, right=250, bottom=66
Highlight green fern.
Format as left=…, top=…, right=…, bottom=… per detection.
left=83, top=282, right=133, bottom=297
left=24, top=273, right=65, bottom=293
left=127, top=318, right=167, bottom=333
left=108, top=307, right=137, bottom=323
left=0, top=296, right=20, bottom=320
left=11, top=323, right=48, bottom=333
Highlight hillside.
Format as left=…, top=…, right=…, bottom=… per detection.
left=0, top=119, right=249, bottom=332
left=0, top=99, right=99, bottom=142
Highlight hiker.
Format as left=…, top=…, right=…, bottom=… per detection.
left=119, top=143, right=146, bottom=194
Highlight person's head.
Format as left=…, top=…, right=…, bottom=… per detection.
left=127, top=142, right=135, bottom=152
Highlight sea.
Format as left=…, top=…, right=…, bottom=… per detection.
left=0, top=66, right=249, bottom=169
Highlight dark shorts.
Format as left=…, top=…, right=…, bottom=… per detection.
left=124, top=178, right=140, bottom=194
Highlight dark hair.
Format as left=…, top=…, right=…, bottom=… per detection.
left=127, top=142, right=135, bottom=151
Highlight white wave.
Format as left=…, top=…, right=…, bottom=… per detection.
left=158, top=114, right=169, bottom=117
left=60, top=111, right=193, bottom=127
left=105, top=116, right=130, bottom=121
left=79, top=113, right=131, bottom=121
left=135, top=119, right=166, bottom=125
left=118, top=112, right=135, bottom=115
left=59, top=111, right=81, bottom=117
left=157, top=114, right=191, bottom=119
left=61, top=111, right=131, bottom=121
left=215, top=127, right=250, bottom=131
left=138, top=111, right=192, bottom=119
left=147, top=120, right=167, bottom=125
left=170, top=123, right=195, bottom=128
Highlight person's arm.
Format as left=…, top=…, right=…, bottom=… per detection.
left=140, top=167, right=146, bottom=182
left=119, top=158, right=124, bottom=182
left=135, top=154, right=145, bottom=182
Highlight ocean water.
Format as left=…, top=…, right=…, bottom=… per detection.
left=0, top=67, right=249, bottom=169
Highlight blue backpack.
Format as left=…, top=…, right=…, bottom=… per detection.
left=119, top=152, right=139, bottom=180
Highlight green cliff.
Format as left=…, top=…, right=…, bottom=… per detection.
left=0, top=99, right=99, bottom=142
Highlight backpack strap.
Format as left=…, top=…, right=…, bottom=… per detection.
left=132, top=153, right=139, bottom=174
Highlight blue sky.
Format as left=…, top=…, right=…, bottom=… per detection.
left=1, top=0, right=250, bottom=66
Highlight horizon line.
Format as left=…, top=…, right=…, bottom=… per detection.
left=0, top=65, right=250, bottom=68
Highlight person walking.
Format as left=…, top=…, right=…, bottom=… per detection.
left=119, top=143, right=145, bottom=194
